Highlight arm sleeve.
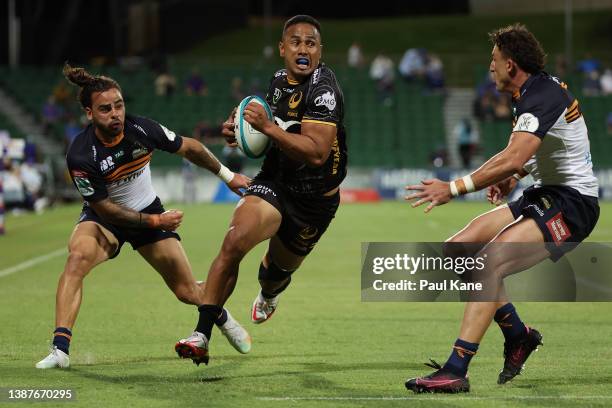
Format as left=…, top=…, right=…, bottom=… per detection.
left=139, top=117, right=184, bottom=153
left=512, top=89, right=565, bottom=139
left=66, top=154, right=108, bottom=202
left=303, top=73, right=342, bottom=127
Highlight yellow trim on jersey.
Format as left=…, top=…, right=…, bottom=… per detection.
left=302, top=119, right=337, bottom=127
left=287, top=78, right=299, bottom=85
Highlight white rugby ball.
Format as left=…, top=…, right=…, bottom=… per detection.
left=234, top=95, right=273, bottom=159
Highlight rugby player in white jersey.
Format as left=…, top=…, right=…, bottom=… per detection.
left=36, top=65, right=252, bottom=369
left=404, top=24, right=599, bottom=393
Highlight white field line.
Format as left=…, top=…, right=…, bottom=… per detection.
left=257, top=395, right=612, bottom=401
left=0, top=248, right=66, bottom=278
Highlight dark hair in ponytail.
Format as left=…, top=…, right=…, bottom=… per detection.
left=63, top=63, right=121, bottom=109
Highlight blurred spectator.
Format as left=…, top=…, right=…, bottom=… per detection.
left=600, top=69, right=612, bottom=96
left=474, top=73, right=511, bottom=121
left=399, top=48, right=426, bottom=81
left=52, top=81, right=73, bottom=107
left=263, top=45, right=274, bottom=59
left=185, top=68, right=208, bottom=96
left=64, top=116, right=82, bottom=148
left=41, top=96, right=63, bottom=134
left=454, top=118, right=476, bottom=168
left=230, top=77, right=246, bottom=103
left=154, top=70, right=177, bottom=97
left=607, top=112, right=612, bottom=135
left=576, top=53, right=601, bottom=75
left=582, top=70, right=601, bottom=97
left=347, top=42, right=365, bottom=68
left=424, top=53, right=445, bottom=93
left=369, top=54, right=395, bottom=106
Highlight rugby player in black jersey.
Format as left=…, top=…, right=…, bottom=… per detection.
left=175, top=15, right=347, bottom=365
left=404, top=24, right=599, bottom=392
left=36, top=65, right=252, bottom=369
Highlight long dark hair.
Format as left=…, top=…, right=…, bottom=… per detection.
left=63, top=63, right=121, bottom=109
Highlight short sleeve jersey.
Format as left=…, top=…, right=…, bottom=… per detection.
left=258, top=63, right=347, bottom=196
left=66, top=114, right=183, bottom=210
left=511, top=72, right=598, bottom=197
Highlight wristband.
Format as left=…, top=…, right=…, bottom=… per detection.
left=145, top=213, right=161, bottom=228
left=449, top=181, right=459, bottom=197
left=450, top=175, right=476, bottom=197
left=216, top=164, right=235, bottom=183
left=462, top=175, right=476, bottom=193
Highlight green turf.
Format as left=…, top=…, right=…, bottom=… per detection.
left=1, top=201, right=611, bottom=407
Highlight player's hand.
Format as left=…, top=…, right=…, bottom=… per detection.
left=221, top=107, right=238, bottom=147
left=405, top=178, right=452, bottom=213
left=159, top=210, right=183, bottom=231
left=227, top=172, right=251, bottom=196
left=486, top=176, right=517, bottom=206
left=243, top=101, right=273, bottom=134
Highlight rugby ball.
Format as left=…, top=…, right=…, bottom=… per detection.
left=234, top=95, right=273, bottom=159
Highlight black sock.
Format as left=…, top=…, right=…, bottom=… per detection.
left=196, top=305, right=222, bottom=340
left=261, top=277, right=292, bottom=299
left=442, top=338, right=478, bottom=377
left=214, top=308, right=228, bottom=327
left=494, top=303, right=527, bottom=341
left=52, top=327, right=72, bottom=355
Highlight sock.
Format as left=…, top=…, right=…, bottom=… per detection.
left=494, top=303, right=527, bottom=341
left=52, top=327, right=72, bottom=355
left=196, top=304, right=222, bottom=340
left=442, top=338, right=478, bottom=377
left=261, top=277, right=291, bottom=299
left=214, top=308, right=228, bottom=327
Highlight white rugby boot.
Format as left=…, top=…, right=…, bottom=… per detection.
left=36, top=347, right=70, bottom=369
left=175, top=331, right=209, bottom=366
left=218, top=310, right=251, bottom=354
left=251, top=291, right=279, bottom=324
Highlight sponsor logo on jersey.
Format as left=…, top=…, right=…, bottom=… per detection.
left=546, top=212, right=571, bottom=245
left=526, top=203, right=544, bottom=217
left=282, top=87, right=295, bottom=93
left=312, top=68, right=320, bottom=84
left=274, top=70, right=286, bottom=78
left=100, top=156, right=115, bottom=172
left=513, top=112, right=539, bottom=133
left=160, top=124, right=176, bottom=141
left=273, top=88, right=282, bottom=104
left=71, top=170, right=94, bottom=197
left=314, top=91, right=336, bottom=111
left=114, top=150, right=124, bottom=159
left=92, top=145, right=97, bottom=161
left=288, top=91, right=303, bottom=109
left=132, top=142, right=148, bottom=159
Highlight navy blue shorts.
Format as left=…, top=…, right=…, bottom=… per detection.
left=244, top=179, right=340, bottom=256
left=508, top=185, right=599, bottom=261
left=77, top=197, right=181, bottom=259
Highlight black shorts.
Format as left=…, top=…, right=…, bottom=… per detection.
left=77, top=197, right=181, bottom=259
left=508, top=185, right=599, bottom=261
left=244, top=179, right=340, bottom=256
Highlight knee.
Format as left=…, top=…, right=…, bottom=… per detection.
left=64, top=247, right=97, bottom=278
left=219, top=228, right=252, bottom=261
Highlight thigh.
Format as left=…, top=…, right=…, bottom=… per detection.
left=68, top=221, right=119, bottom=267
left=447, top=204, right=516, bottom=244
left=137, top=237, right=194, bottom=290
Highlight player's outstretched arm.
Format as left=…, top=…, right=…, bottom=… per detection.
left=406, top=132, right=540, bottom=213
left=89, top=198, right=183, bottom=230
left=176, top=136, right=251, bottom=195
left=243, top=101, right=335, bottom=166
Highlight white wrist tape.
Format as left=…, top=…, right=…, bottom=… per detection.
left=216, top=164, right=235, bottom=183
left=462, top=175, right=476, bottom=193
left=450, top=181, right=459, bottom=197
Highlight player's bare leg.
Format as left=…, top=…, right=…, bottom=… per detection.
left=252, top=236, right=305, bottom=323
left=37, top=222, right=117, bottom=369
left=138, top=238, right=251, bottom=355
left=406, top=218, right=548, bottom=392
left=176, top=196, right=281, bottom=364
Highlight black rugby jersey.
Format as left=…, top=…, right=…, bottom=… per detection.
left=511, top=72, right=598, bottom=197
left=258, top=63, right=347, bottom=196
left=66, top=114, right=183, bottom=210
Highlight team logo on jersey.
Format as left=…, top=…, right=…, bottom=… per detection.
left=540, top=196, right=552, bottom=210
left=160, top=124, right=176, bottom=141
left=273, top=88, right=282, bottom=104
left=314, top=91, right=336, bottom=111
left=513, top=112, right=539, bottom=133
left=288, top=91, right=303, bottom=109
left=100, top=156, right=115, bottom=172
left=71, top=170, right=94, bottom=197
left=132, top=142, right=148, bottom=159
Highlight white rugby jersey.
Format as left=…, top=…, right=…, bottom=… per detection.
left=66, top=115, right=182, bottom=210
left=511, top=72, right=598, bottom=197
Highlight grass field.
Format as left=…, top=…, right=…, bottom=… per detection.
left=1, top=201, right=611, bottom=407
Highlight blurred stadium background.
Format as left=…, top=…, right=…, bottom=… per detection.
left=1, top=0, right=611, bottom=219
